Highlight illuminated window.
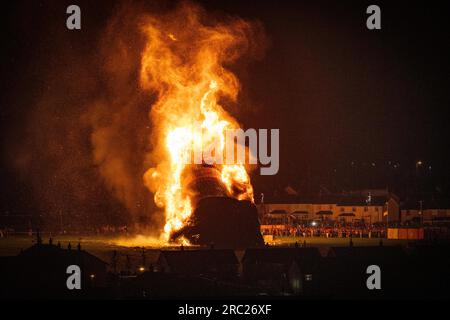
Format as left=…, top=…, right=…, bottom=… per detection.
left=292, top=279, right=301, bottom=291
left=305, top=274, right=313, bottom=281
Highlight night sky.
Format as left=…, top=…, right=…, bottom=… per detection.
left=1, top=0, right=449, bottom=224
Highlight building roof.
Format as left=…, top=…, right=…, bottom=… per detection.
left=328, top=246, right=406, bottom=261
left=262, top=194, right=391, bottom=207
left=336, top=196, right=387, bottom=206
left=19, top=243, right=108, bottom=266
left=262, top=195, right=340, bottom=205
left=242, top=247, right=321, bottom=266
left=158, top=249, right=239, bottom=268
left=269, top=209, right=288, bottom=215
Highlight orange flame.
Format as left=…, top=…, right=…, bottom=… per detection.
left=140, top=3, right=258, bottom=242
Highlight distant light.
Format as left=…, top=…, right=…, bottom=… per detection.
left=139, top=267, right=145, bottom=272
left=417, top=161, right=423, bottom=166
left=90, top=274, right=95, bottom=279
left=305, top=274, right=313, bottom=281
left=311, top=221, right=317, bottom=227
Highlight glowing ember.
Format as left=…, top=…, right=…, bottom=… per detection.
left=140, top=3, right=259, bottom=242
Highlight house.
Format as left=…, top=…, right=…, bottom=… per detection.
left=400, top=198, right=450, bottom=225
left=156, top=249, right=239, bottom=281
left=241, top=247, right=323, bottom=296
left=121, top=272, right=259, bottom=299
left=405, top=244, right=450, bottom=298
left=1, top=241, right=108, bottom=299
left=324, top=245, right=408, bottom=298
left=258, top=190, right=400, bottom=225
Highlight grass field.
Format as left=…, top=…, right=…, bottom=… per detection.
left=0, top=234, right=408, bottom=257
left=270, top=236, right=408, bottom=247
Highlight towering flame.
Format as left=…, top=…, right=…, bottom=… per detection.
left=140, top=3, right=260, bottom=242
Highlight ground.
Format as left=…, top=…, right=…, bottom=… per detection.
left=0, top=235, right=409, bottom=273
left=270, top=236, right=408, bottom=247
left=0, top=234, right=407, bottom=255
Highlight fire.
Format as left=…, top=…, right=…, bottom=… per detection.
left=140, top=3, right=258, bottom=242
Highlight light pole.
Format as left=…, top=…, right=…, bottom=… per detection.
left=385, top=201, right=389, bottom=236
left=419, top=200, right=423, bottom=227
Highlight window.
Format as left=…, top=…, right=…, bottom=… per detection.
left=364, top=207, right=368, bottom=212
left=292, top=278, right=301, bottom=291
left=352, top=207, right=356, bottom=212
left=305, top=274, right=313, bottom=281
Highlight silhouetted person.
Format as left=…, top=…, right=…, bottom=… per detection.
left=49, top=237, right=53, bottom=245
left=77, top=242, right=81, bottom=251
left=57, top=242, right=61, bottom=248
left=36, top=229, right=42, bottom=246
left=68, top=242, right=72, bottom=250
left=294, top=241, right=299, bottom=248
left=349, top=238, right=354, bottom=247
left=180, top=244, right=184, bottom=251
left=379, top=239, right=383, bottom=247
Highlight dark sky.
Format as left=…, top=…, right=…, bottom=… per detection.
left=1, top=0, right=449, bottom=219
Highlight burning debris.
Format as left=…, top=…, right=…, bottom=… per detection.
left=171, top=164, right=263, bottom=248
left=171, top=195, right=263, bottom=249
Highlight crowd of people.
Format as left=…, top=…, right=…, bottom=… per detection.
left=261, top=223, right=387, bottom=238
